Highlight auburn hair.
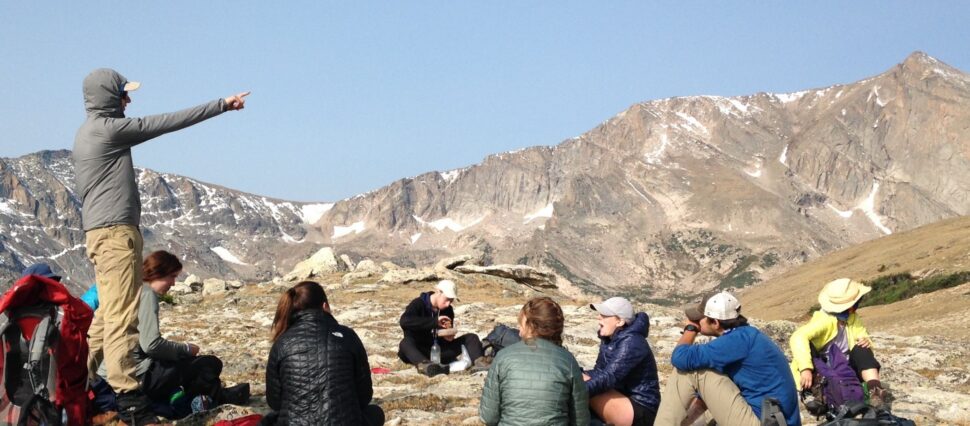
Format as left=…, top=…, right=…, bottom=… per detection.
left=520, top=297, right=565, bottom=346
left=142, top=250, right=182, bottom=282
left=271, top=281, right=328, bottom=342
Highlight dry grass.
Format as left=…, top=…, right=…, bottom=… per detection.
left=381, top=394, right=476, bottom=412
left=742, top=216, right=970, bottom=322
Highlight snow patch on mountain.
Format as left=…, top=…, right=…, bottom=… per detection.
left=859, top=182, right=893, bottom=235
left=413, top=215, right=485, bottom=232
left=645, top=132, right=670, bottom=165
left=439, top=169, right=464, bottom=184
left=212, top=247, right=248, bottom=265
left=523, top=203, right=554, bottom=224
left=300, top=203, right=333, bottom=224
left=410, top=233, right=422, bottom=244
left=779, top=144, right=789, bottom=166
left=332, top=221, right=366, bottom=239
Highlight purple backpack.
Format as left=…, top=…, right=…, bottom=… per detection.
left=812, top=343, right=865, bottom=412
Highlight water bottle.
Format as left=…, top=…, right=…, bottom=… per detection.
left=430, top=338, right=441, bottom=365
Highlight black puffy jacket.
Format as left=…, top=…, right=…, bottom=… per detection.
left=585, top=312, right=661, bottom=411
left=265, top=309, right=373, bottom=425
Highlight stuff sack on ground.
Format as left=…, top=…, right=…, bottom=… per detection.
left=482, top=324, right=521, bottom=356
left=812, top=343, right=865, bottom=414
left=819, top=402, right=916, bottom=426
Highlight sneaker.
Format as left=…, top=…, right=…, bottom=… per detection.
left=417, top=362, right=449, bottom=377
left=116, top=391, right=162, bottom=426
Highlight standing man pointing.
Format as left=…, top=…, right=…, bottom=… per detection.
left=74, top=68, right=248, bottom=425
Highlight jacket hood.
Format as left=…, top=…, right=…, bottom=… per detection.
left=82, top=68, right=129, bottom=118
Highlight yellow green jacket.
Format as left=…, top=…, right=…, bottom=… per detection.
left=789, top=310, right=870, bottom=390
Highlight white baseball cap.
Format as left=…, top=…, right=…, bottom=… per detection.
left=703, top=291, right=741, bottom=320
left=436, top=280, right=459, bottom=300
left=590, top=297, right=635, bottom=322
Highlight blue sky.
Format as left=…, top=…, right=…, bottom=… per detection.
left=1, top=2, right=968, bottom=201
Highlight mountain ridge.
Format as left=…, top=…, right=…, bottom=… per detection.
left=1, top=52, right=968, bottom=300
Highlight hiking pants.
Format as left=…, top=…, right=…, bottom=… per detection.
left=398, top=334, right=484, bottom=365
left=86, top=224, right=144, bottom=393
left=654, top=368, right=760, bottom=426
left=849, top=345, right=881, bottom=376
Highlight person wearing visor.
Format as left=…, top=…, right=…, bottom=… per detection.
left=789, top=278, right=888, bottom=408
left=655, top=291, right=800, bottom=426
left=74, top=68, right=249, bottom=425
left=398, top=280, right=486, bottom=376
left=584, top=297, right=660, bottom=426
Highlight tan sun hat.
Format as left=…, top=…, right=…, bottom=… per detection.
left=818, top=278, right=871, bottom=313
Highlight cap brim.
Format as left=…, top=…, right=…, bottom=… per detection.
left=123, top=81, right=141, bottom=92
left=590, top=303, right=615, bottom=317
left=685, top=306, right=705, bottom=322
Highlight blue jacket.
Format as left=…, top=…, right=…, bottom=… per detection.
left=81, top=285, right=99, bottom=310
left=672, top=325, right=800, bottom=426
left=585, top=312, right=661, bottom=410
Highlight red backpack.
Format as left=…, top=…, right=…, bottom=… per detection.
left=0, top=275, right=93, bottom=425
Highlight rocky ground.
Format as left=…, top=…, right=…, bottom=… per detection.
left=148, top=271, right=970, bottom=426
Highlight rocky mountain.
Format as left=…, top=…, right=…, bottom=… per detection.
left=311, top=51, right=970, bottom=301
left=0, top=149, right=333, bottom=290
left=2, top=52, right=968, bottom=300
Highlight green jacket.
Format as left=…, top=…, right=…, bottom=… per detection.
left=479, top=338, right=589, bottom=426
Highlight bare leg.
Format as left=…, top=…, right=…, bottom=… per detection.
left=590, top=389, right=635, bottom=426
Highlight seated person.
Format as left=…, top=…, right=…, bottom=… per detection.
left=398, top=280, right=486, bottom=376
left=585, top=297, right=660, bottom=426
left=264, top=281, right=384, bottom=425
left=90, top=251, right=248, bottom=421
left=479, top=297, right=589, bottom=426
left=655, top=291, right=801, bottom=426
left=790, top=278, right=888, bottom=408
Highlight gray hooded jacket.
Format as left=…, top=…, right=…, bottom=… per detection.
left=73, top=68, right=226, bottom=231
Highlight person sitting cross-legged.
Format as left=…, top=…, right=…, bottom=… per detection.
left=398, top=280, right=487, bottom=376
left=479, top=297, right=589, bottom=426
left=263, top=281, right=384, bottom=425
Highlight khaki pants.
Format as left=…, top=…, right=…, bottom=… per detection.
left=655, top=368, right=760, bottom=426
left=85, top=224, right=144, bottom=393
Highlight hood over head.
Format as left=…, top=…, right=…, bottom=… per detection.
left=82, top=68, right=135, bottom=118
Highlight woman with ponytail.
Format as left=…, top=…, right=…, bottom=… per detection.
left=263, top=281, right=384, bottom=425
left=479, top=297, right=589, bottom=425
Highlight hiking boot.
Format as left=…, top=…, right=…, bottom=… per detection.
left=417, top=361, right=449, bottom=377
left=116, top=390, right=162, bottom=426
left=216, top=383, right=251, bottom=405
left=869, top=385, right=889, bottom=409
left=470, top=356, right=492, bottom=373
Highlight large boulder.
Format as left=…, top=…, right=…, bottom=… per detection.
left=434, top=255, right=475, bottom=273
left=202, top=278, right=228, bottom=296
left=379, top=268, right=438, bottom=284
left=284, top=247, right=348, bottom=281
left=340, top=254, right=356, bottom=272
left=453, top=264, right=557, bottom=288
left=354, top=259, right=383, bottom=274
left=342, top=271, right=377, bottom=286
left=184, top=274, right=204, bottom=292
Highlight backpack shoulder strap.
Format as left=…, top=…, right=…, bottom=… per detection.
left=760, top=397, right=788, bottom=426
left=25, top=307, right=57, bottom=398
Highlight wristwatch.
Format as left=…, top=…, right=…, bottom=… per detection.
left=683, top=324, right=699, bottom=333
